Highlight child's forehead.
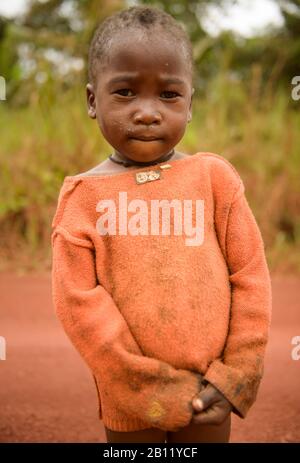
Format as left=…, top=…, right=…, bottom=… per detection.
left=103, top=32, right=189, bottom=74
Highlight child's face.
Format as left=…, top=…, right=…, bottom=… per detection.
left=87, top=31, right=194, bottom=162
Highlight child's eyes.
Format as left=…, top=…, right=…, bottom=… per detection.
left=114, top=89, right=180, bottom=99
left=115, top=89, right=134, bottom=97
left=161, top=91, right=180, bottom=99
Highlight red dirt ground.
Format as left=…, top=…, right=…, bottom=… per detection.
left=0, top=272, right=299, bottom=443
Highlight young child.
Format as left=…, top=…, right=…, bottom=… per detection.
left=51, top=6, right=272, bottom=443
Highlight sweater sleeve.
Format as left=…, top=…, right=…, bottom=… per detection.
left=51, top=225, right=203, bottom=432
left=203, top=180, right=272, bottom=419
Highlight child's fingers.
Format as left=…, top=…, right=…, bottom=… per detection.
left=191, top=406, right=227, bottom=426
left=192, top=384, right=217, bottom=412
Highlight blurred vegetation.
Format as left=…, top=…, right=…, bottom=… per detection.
left=0, top=0, right=299, bottom=274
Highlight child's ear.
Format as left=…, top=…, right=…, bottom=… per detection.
left=187, top=87, right=194, bottom=123
left=86, top=83, right=96, bottom=119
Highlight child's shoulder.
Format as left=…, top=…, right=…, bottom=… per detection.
left=51, top=176, right=84, bottom=230
left=195, top=151, right=244, bottom=200
left=198, top=151, right=242, bottom=181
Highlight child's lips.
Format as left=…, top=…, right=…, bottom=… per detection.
left=130, top=136, right=163, bottom=141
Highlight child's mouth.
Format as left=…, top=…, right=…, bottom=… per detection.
left=130, top=137, right=162, bottom=142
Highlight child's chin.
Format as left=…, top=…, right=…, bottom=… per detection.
left=124, top=142, right=168, bottom=158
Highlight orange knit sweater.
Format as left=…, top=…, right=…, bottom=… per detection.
left=51, top=152, right=272, bottom=432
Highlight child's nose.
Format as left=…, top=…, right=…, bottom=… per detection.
left=133, top=108, right=162, bottom=125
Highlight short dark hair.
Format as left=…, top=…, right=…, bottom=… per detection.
left=88, top=5, right=194, bottom=87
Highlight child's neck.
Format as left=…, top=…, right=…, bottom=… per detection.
left=109, top=149, right=176, bottom=167
left=76, top=151, right=190, bottom=178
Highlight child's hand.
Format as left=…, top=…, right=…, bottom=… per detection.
left=191, top=382, right=233, bottom=425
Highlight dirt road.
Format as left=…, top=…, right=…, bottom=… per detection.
left=0, top=273, right=299, bottom=442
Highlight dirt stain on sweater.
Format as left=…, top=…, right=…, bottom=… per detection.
left=147, top=399, right=165, bottom=421
left=158, top=305, right=173, bottom=323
